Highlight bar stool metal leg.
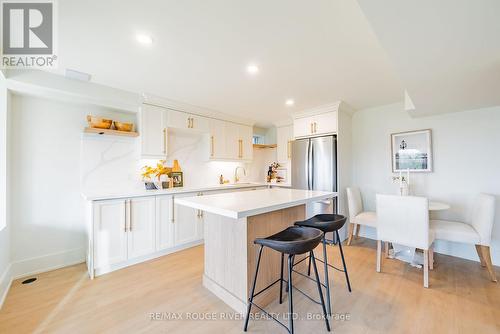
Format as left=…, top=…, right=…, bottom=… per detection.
left=322, top=236, right=332, bottom=316
left=336, top=230, right=352, bottom=292
left=307, top=257, right=311, bottom=277
left=243, top=245, right=264, bottom=332
left=311, top=251, right=331, bottom=332
left=279, top=252, right=284, bottom=304
left=287, top=254, right=294, bottom=334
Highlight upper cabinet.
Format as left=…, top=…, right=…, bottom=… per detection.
left=168, top=109, right=209, bottom=133
left=276, top=125, right=293, bottom=163
left=292, top=102, right=350, bottom=139
left=141, top=104, right=168, bottom=158
left=293, top=111, right=337, bottom=138
left=141, top=103, right=253, bottom=161
left=239, top=124, right=253, bottom=161
left=208, top=118, right=227, bottom=160
left=208, top=119, right=253, bottom=161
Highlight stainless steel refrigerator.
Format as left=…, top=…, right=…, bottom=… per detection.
left=291, top=135, right=338, bottom=239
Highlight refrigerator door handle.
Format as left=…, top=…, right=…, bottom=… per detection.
left=310, top=141, right=314, bottom=190
left=306, top=140, right=309, bottom=190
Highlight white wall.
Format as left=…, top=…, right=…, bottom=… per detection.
left=9, top=95, right=131, bottom=276
left=352, top=102, right=500, bottom=265
left=0, top=74, right=12, bottom=307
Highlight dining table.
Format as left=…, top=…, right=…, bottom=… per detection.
left=390, top=200, right=450, bottom=268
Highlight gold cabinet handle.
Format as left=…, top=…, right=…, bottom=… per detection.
left=196, top=192, right=203, bottom=217
left=124, top=199, right=132, bottom=232
left=124, top=200, right=127, bottom=232
left=187, top=117, right=190, bottom=128
left=287, top=140, right=291, bottom=159
left=310, top=123, right=314, bottom=134
left=191, top=117, right=194, bottom=129
left=171, top=198, right=175, bottom=224
left=314, top=122, right=317, bottom=133
left=163, top=128, right=167, bottom=154
left=210, top=136, right=214, bottom=157
left=128, top=200, right=132, bottom=232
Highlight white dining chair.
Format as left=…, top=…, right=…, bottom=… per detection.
left=376, top=194, right=435, bottom=288
left=346, top=187, right=377, bottom=245
left=430, top=193, right=497, bottom=282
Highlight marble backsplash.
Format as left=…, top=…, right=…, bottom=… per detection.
left=80, top=129, right=269, bottom=196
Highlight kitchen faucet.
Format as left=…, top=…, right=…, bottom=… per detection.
left=234, top=166, right=246, bottom=183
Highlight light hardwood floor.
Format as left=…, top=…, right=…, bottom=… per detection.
left=0, top=239, right=499, bottom=334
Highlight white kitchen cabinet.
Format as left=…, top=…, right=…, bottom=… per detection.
left=293, top=110, right=338, bottom=138
left=93, top=197, right=156, bottom=271
left=127, top=197, right=156, bottom=259
left=225, top=123, right=240, bottom=160
left=156, top=195, right=174, bottom=251
left=141, top=104, right=211, bottom=158
left=293, top=117, right=313, bottom=139
left=168, top=109, right=209, bottom=133
left=239, top=125, right=253, bottom=160
left=89, top=187, right=273, bottom=278
left=209, top=122, right=253, bottom=161
left=141, top=104, right=168, bottom=158
left=173, top=193, right=203, bottom=246
left=94, top=199, right=128, bottom=269
left=313, top=111, right=337, bottom=135
left=277, top=125, right=293, bottom=163
left=208, top=119, right=227, bottom=160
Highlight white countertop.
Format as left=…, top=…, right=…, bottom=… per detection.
left=82, top=182, right=290, bottom=201
left=175, top=188, right=337, bottom=219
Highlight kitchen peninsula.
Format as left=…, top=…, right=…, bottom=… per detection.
left=175, top=188, right=336, bottom=313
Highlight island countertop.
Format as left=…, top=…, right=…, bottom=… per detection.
left=175, top=188, right=337, bottom=219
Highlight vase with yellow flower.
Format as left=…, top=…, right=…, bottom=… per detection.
left=155, top=160, right=172, bottom=189
left=141, top=165, right=157, bottom=190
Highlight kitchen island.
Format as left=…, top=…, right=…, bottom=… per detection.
left=175, top=188, right=336, bottom=313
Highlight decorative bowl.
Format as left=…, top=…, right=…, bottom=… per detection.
left=87, top=115, right=112, bottom=129
left=114, top=121, right=134, bottom=132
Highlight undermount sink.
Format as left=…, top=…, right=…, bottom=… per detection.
left=223, top=182, right=254, bottom=186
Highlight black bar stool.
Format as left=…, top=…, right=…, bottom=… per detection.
left=243, top=226, right=330, bottom=334
left=294, top=214, right=351, bottom=316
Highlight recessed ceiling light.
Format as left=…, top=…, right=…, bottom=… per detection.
left=247, top=64, right=259, bottom=75
left=285, top=99, right=295, bottom=106
left=136, top=34, right=153, bottom=45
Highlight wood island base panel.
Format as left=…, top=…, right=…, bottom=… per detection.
left=203, top=205, right=307, bottom=313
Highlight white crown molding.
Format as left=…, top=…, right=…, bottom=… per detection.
left=142, top=93, right=255, bottom=126
left=293, top=101, right=355, bottom=119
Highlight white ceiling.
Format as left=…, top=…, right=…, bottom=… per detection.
left=53, top=0, right=403, bottom=126
left=357, top=0, right=500, bottom=117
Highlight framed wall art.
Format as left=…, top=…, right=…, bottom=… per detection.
left=391, top=129, right=433, bottom=172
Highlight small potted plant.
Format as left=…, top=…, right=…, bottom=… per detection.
left=267, top=162, right=281, bottom=183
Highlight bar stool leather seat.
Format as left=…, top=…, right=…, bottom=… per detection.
left=255, top=226, right=323, bottom=255
left=295, top=214, right=347, bottom=233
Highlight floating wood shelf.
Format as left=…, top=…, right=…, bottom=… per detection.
left=253, top=144, right=277, bottom=149
left=84, top=127, right=139, bottom=137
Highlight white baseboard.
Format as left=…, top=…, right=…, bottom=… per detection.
left=10, top=248, right=86, bottom=280
left=0, top=264, right=12, bottom=309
